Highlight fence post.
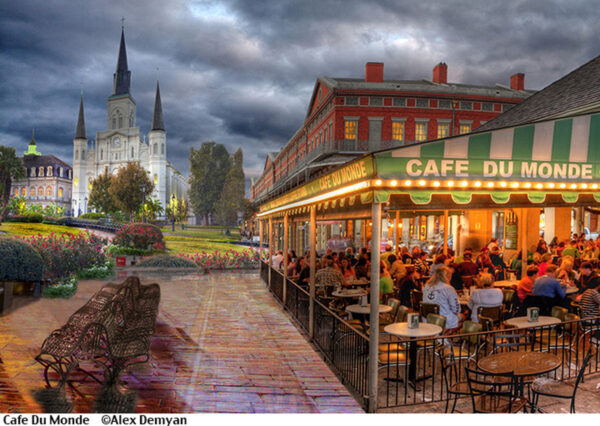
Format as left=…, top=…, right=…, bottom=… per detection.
left=309, top=205, right=316, bottom=339
left=368, top=202, right=381, bottom=413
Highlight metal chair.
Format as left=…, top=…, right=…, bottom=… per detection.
left=530, top=348, right=594, bottom=413
left=477, top=305, right=503, bottom=329
left=492, top=327, right=532, bottom=353
left=465, top=367, right=528, bottom=413
left=420, top=302, right=440, bottom=318
left=502, top=289, right=517, bottom=318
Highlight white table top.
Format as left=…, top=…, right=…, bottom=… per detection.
left=332, top=289, right=366, bottom=298
left=384, top=322, right=443, bottom=338
left=346, top=304, right=392, bottom=315
left=565, top=286, right=578, bottom=295
left=504, top=315, right=561, bottom=329
left=494, top=280, right=518, bottom=288
left=348, top=280, right=370, bottom=286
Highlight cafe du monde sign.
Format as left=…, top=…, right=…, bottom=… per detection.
left=397, top=158, right=595, bottom=181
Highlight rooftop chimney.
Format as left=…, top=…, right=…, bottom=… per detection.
left=433, top=62, right=448, bottom=84
left=510, top=73, right=525, bottom=91
left=365, top=62, right=384, bottom=82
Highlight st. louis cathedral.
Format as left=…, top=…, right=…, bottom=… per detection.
left=72, top=27, right=187, bottom=216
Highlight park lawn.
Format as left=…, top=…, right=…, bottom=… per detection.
left=160, top=225, right=240, bottom=241
left=0, top=222, right=87, bottom=238
left=164, top=235, right=246, bottom=255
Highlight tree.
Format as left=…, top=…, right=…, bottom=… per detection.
left=176, top=198, right=188, bottom=226
left=136, top=198, right=163, bottom=222
left=0, top=146, right=25, bottom=223
left=215, top=148, right=245, bottom=226
left=109, top=162, right=154, bottom=222
left=189, top=142, right=230, bottom=225
left=89, top=172, right=117, bottom=216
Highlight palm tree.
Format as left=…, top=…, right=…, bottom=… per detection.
left=0, top=146, right=25, bottom=223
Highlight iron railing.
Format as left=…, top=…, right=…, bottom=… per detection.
left=378, top=317, right=600, bottom=409
left=284, top=277, right=310, bottom=333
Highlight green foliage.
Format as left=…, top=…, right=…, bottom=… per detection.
left=0, top=236, right=44, bottom=281
left=215, top=148, right=245, bottom=226
left=80, top=212, right=106, bottom=220
left=0, top=145, right=25, bottom=222
left=76, top=260, right=114, bottom=280
left=112, top=222, right=164, bottom=250
left=189, top=142, right=230, bottom=224
left=110, top=163, right=154, bottom=221
left=0, top=222, right=85, bottom=237
left=89, top=172, right=117, bottom=215
left=6, top=213, right=44, bottom=223
left=7, top=196, right=27, bottom=215
left=136, top=254, right=198, bottom=268
left=105, top=244, right=156, bottom=257
left=136, top=198, right=163, bottom=222
left=42, top=276, right=77, bottom=298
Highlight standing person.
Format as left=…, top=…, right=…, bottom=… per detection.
left=476, top=248, right=494, bottom=274
left=422, top=266, right=462, bottom=333
left=517, top=265, right=539, bottom=303
left=467, top=273, right=504, bottom=323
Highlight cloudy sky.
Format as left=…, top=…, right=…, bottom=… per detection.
left=1, top=0, right=599, bottom=181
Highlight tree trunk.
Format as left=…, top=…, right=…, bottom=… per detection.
left=0, top=178, right=11, bottom=224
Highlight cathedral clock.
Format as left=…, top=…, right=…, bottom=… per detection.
left=112, top=137, right=121, bottom=148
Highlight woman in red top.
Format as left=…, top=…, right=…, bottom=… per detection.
left=517, top=265, right=539, bottom=303
left=340, top=257, right=356, bottom=282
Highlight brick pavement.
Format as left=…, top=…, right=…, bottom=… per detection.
left=0, top=270, right=363, bottom=413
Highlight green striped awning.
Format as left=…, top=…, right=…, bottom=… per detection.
left=375, top=113, right=600, bottom=182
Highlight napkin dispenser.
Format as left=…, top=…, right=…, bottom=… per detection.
left=527, top=307, right=539, bottom=322
left=360, top=295, right=368, bottom=307
left=407, top=313, right=420, bottom=329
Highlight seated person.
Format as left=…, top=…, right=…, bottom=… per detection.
left=489, top=246, right=507, bottom=279
left=315, top=257, right=346, bottom=290
left=380, top=244, right=394, bottom=268
left=380, top=261, right=394, bottom=302
left=557, top=260, right=579, bottom=285
left=388, top=254, right=407, bottom=281
left=340, top=257, right=356, bottom=282
left=578, top=286, right=600, bottom=319
left=532, top=264, right=567, bottom=301
left=456, top=252, right=479, bottom=282
left=397, top=266, right=420, bottom=307
left=538, top=253, right=553, bottom=276
left=476, top=248, right=495, bottom=274
left=579, top=262, right=600, bottom=292
left=414, top=251, right=430, bottom=277
left=354, top=257, right=369, bottom=280
left=468, top=273, right=503, bottom=323
left=423, top=266, right=462, bottom=333
left=517, top=265, right=538, bottom=303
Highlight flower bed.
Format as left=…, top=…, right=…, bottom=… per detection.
left=112, top=223, right=164, bottom=251
left=180, top=249, right=260, bottom=270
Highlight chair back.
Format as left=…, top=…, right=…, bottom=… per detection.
left=522, top=294, right=552, bottom=316
left=410, top=289, right=423, bottom=311
left=502, top=289, right=515, bottom=304
left=492, top=327, right=531, bottom=353
left=420, top=302, right=440, bottom=317
left=426, top=313, right=447, bottom=332
left=396, top=305, right=409, bottom=323
left=570, top=301, right=582, bottom=317
left=461, top=320, right=483, bottom=344
left=387, top=297, right=401, bottom=316
left=551, top=305, right=568, bottom=321
left=465, top=367, right=519, bottom=413
left=478, top=315, right=494, bottom=332
left=573, top=348, right=594, bottom=392
left=477, top=305, right=503, bottom=326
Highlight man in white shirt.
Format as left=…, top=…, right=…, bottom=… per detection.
left=468, top=273, right=503, bottom=322
left=271, top=250, right=284, bottom=269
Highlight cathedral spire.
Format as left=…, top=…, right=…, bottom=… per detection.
left=151, top=80, right=165, bottom=131
left=75, top=94, right=87, bottom=139
left=113, top=26, right=131, bottom=95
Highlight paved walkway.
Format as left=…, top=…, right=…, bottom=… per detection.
left=0, top=270, right=363, bottom=413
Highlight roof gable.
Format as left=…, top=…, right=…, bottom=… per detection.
left=305, top=78, right=332, bottom=120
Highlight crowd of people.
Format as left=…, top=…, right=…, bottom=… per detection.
left=269, top=233, right=600, bottom=334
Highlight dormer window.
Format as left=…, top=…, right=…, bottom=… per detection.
left=47, top=166, right=52, bottom=176
left=38, top=167, right=44, bottom=177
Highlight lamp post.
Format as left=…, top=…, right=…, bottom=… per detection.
left=171, top=194, right=176, bottom=232
left=142, top=183, right=146, bottom=223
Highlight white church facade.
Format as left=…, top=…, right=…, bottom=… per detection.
left=71, top=27, right=187, bottom=217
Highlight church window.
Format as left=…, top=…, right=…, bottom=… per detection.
left=22, top=187, right=27, bottom=197
left=118, top=117, right=123, bottom=128
left=39, top=167, right=44, bottom=177
left=154, top=174, right=158, bottom=185
left=47, top=166, right=52, bottom=176
left=81, top=150, right=85, bottom=161
left=112, top=118, right=116, bottom=129
left=100, top=149, right=103, bottom=160
left=38, top=187, right=43, bottom=196
left=161, top=144, right=164, bottom=155
left=58, top=187, right=63, bottom=198
left=115, top=153, right=119, bottom=160
left=131, top=147, right=134, bottom=158
left=30, top=187, right=35, bottom=197
left=75, top=150, right=78, bottom=161
left=14, top=187, right=19, bottom=197
left=46, top=186, right=52, bottom=197
left=153, top=143, right=157, bottom=155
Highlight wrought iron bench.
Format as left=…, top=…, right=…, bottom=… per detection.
left=35, top=277, right=160, bottom=392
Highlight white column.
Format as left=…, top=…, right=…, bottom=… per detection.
left=368, top=202, right=382, bottom=413
left=544, top=208, right=556, bottom=243
left=283, top=213, right=289, bottom=304
left=268, top=217, right=273, bottom=288
left=309, top=206, right=317, bottom=339
left=443, top=210, right=449, bottom=256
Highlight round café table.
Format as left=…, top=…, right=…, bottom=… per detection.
left=504, top=316, right=561, bottom=329
left=332, top=289, right=366, bottom=298
left=565, top=286, right=578, bottom=295
left=478, top=351, right=561, bottom=396
left=346, top=304, right=392, bottom=333
left=494, top=280, right=518, bottom=288
left=384, top=322, right=443, bottom=390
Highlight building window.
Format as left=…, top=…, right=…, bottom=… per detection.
left=81, top=150, right=85, bottom=161
left=161, top=144, right=164, bottom=155
left=154, top=174, right=158, bottom=185
left=482, top=102, right=493, bottom=111
left=370, top=97, right=383, bottom=106
left=460, top=101, right=473, bottom=110
left=14, top=187, right=19, bottom=197
left=415, top=122, right=427, bottom=142
left=502, top=104, right=513, bottom=112
left=115, top=153, right=119, bottom=160
left=118, top=117, right=123, bottom=128
left=47, top=166, right=52, bottom=176
left=438, top=99, right=451, bottom=109
left=345, top=96, right=358, bottom=106
left=46, top=186, right=52, bottom=197
left=39, top=167, right=44, bottom=177
left=75, top=150, right=78, bottom=161
left=68, top=170, right=72, bottom=179
left=38, top=187, right=43, bottom=196
left=22, top=187, right=27, bottom=197
left=392, top=121, right=404, bottom=142
left=459, top=123, right=472, bottom=134
left=131, top=147, right=134, bottom=158
left=416, top=98, right=429, bottom=108
left=393, top=97, right=406, bottom=107
left=58, top=187, right=63, bottom=198
left=58, top=167, right=63, bottom=177
left=344, top=120, right=357, bottom=141
left=437, top=122, right=450, bottom=139
left=112, top=118, right=116, bottom=129
left=153, top=143, right=158, bottom=155
left=100, top=149, right=103, bottom=160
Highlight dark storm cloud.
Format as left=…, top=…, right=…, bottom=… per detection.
left=1, top=0, right=599, bottom=181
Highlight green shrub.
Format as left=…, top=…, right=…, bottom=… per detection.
left=136, top=254, right=198, bottom=268
left=6, top=213, right=44, bottom=223
left=112, top=223, right=164, bottom=250
left=0, top=237, right=44, bottom=281
left=105, top=244, right=156, bottom=257
left=76, top=260, right=114, bottom=280
left=42, top=276, right=77, bottom=298
left=80, top=212, right=106, bottom=220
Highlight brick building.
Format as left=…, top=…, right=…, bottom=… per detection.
left=250, top=62, right=535, bottom=205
